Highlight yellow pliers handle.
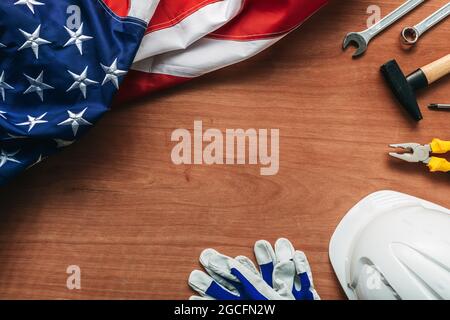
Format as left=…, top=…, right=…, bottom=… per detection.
left=428, top=139, right=450, bottom=172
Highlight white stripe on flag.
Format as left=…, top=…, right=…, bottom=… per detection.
left=128, top=0, right=160, bottom=23
left=134, top=0, right=243, bottom=62
left=132, top=36, right=282, bottom=78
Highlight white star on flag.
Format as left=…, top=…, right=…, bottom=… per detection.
left=54, top=139, right=75, bottom=148
left=0, top=150, right=21, bottom=168
left=101, top=58, right=127, bottom=89
left=0, top=111, right=7, bottom=120
left=63, top=23, right=93, bottom=55
left=0, top=71, right=14, bottom=102
left=7, top=133, right=27, bottom=140
left=23, top=71, right=54, bottom=101
left=17, top=112, right=48, bottom=132
left=27, top=153, right=46, bottom=169
left=0, top=43, right=5, bottom=48
left=18, top=25, right=51, bottom=59
left=58, top=107, right=92, bottom=136
left=14, top=0, right=44, bottom=14
left=67, top=67, right=98, bottom=98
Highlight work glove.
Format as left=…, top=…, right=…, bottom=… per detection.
left=256, top=238, right=320, bottom=300
left=188, top=238, right=319, bottom=300
left=189, top=248, right=287, bottom=300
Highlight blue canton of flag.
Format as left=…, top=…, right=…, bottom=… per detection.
left=0, top=0, right=153, bottom=185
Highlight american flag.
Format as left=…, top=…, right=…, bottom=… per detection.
left=0, top=0, right=327, bottom=185
left=116, top=0, right=328, bottom=103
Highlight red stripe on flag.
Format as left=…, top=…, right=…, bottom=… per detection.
left=114, top=70, right=190, bottom=105
left=209, top=0, right=328, bottom=40
left=147, top=0, right=223, bottom=33
left=117, top=0, right=328, bottom=103
left=102, top=0, right=130, bottom=17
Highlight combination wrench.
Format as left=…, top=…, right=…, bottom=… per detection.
left=401, top=2, right=450, bottom=45
left=343, top=0, right=425, bottom=57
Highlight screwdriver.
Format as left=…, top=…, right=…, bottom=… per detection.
left=428, top=104, right=450, bottom=110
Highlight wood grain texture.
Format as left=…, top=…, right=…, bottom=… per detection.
left=0, top=0, right=449, bottom=300
left=422, top=54, right=450, bottom=84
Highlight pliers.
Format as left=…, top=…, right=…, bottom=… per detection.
left=389, top=138, right=450, bottom=172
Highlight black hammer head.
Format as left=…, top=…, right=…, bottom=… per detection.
left=381, top=60, right=423, bottom=121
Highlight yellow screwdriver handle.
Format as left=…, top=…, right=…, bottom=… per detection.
left=428, top=157, right=450, bottom=173
left=430, top=138, right=450, bottom=154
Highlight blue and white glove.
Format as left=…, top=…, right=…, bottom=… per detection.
left=189, top=248, right=287, bottom=300
left=188, top=238, right=319, bottom=300
left=255, top=238, right=320, bottom=300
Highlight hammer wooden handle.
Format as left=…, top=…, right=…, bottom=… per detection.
left=421, top=54, right=450, bottom=84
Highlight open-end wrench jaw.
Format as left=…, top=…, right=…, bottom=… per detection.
left=342, top=32, right=368, bottom=58
left=343, top=0, right=426, bottom=57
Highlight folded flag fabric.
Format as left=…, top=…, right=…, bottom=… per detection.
left=115, top=0, right=328, bottom=103
left=0, top=0, right=157, bottom=185
left=0, top=0, right=327, bottom=185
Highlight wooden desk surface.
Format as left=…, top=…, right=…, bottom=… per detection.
left=0, top=0, right=449, bottom=300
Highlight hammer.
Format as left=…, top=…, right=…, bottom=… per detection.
left=380, top=54, right=450, bottom=121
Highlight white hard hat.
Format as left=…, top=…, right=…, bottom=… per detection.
left=329, top=190, right=450, bottom=300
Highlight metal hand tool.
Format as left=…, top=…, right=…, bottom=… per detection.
left=389, top=138, right=450, bottom=172
left=380, top=54, right=450, bottom=121
left=402, top=2, right=450, bottom=45
left=429, top=103, right=450, bottom=110
left=343, top=0, right=425, bottom=57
